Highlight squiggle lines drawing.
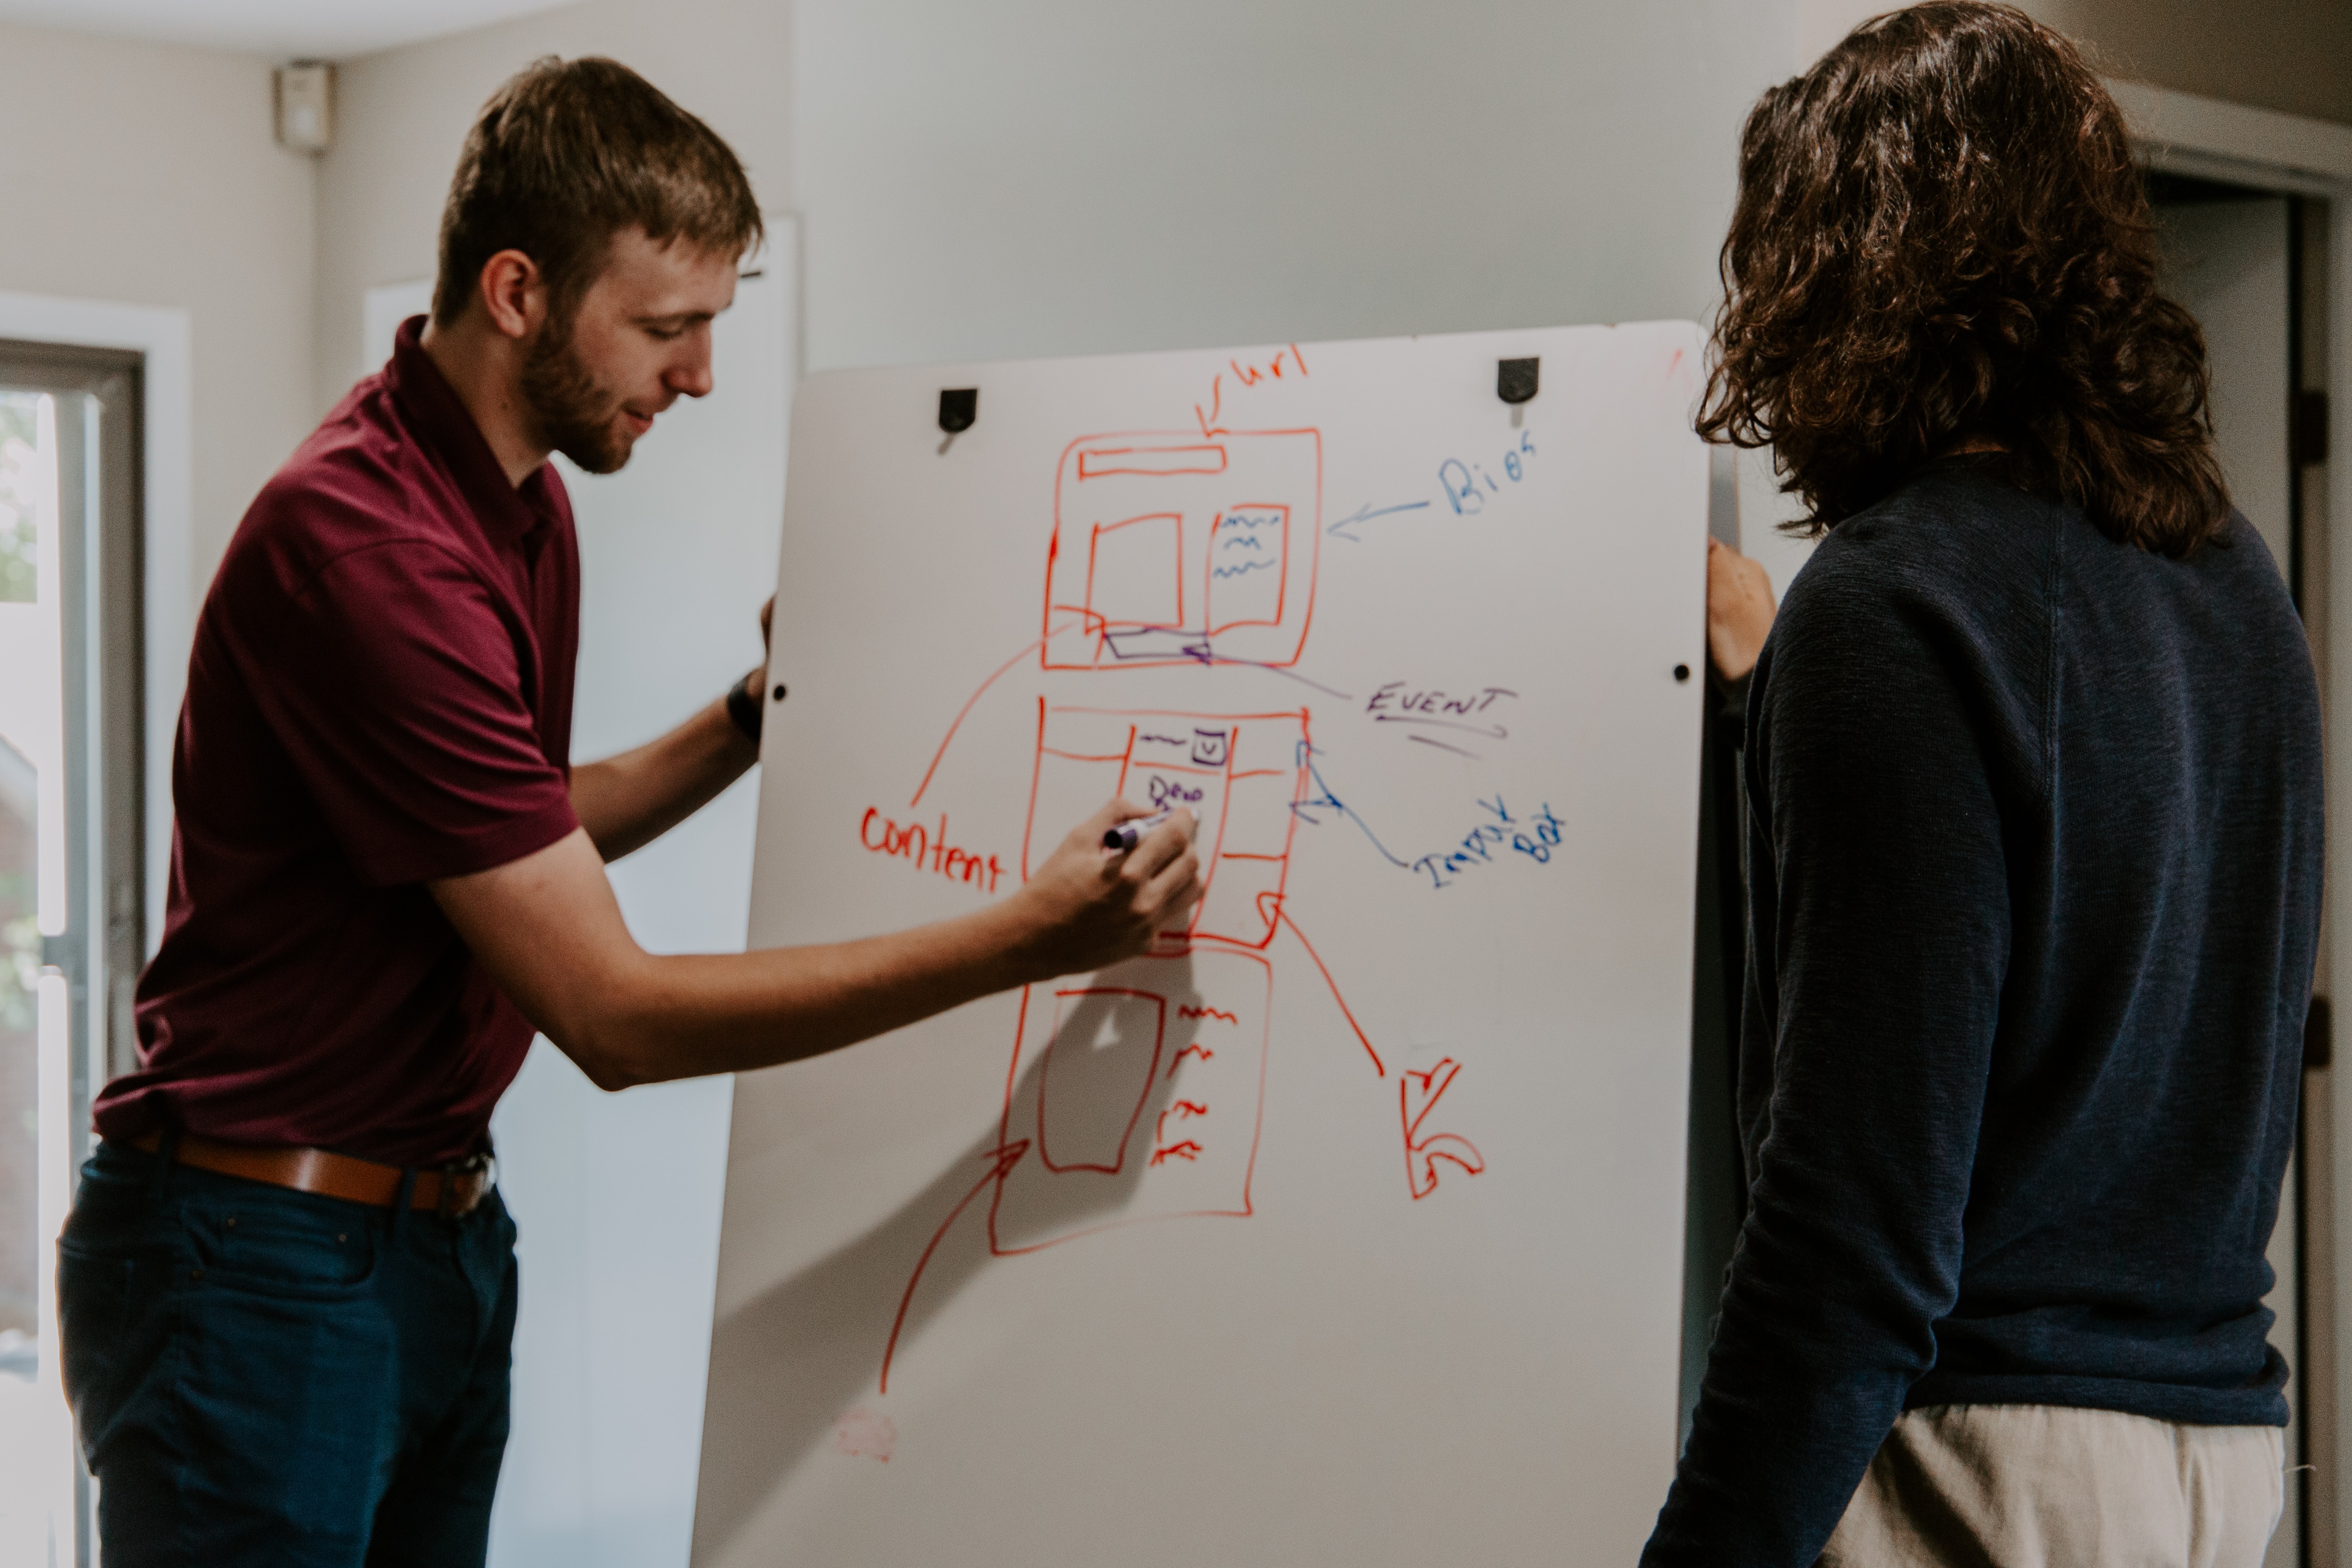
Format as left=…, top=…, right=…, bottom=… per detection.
left=1044, top=430, right=1321, bottom=671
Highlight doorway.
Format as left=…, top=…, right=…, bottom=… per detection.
left=2150, top=173, right=2329, bottom=1568
left=0, top=339, right=146, bottom=1568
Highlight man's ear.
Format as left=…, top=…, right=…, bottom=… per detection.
left=476, top=249, right=546, bottom=342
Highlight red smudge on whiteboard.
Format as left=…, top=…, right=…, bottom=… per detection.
left=835, top=1406, right=897, bottom=1463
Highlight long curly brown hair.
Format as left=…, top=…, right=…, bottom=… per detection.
left=1700, top=2, right=2228, bottom=555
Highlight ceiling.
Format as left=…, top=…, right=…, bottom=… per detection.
left=0, top=0, right=577, bottom=59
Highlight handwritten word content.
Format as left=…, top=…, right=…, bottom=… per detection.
left=860, top=808, right=1006, bottom=893
left=1413, top=797, right=1566, bottom=890
left=1439, top=430, right=1538, bottom=516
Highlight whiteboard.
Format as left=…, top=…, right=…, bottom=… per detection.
left=695, top=322, right=1709, bottom=1566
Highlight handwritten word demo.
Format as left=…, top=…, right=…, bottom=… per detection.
left=860, top=808, right=1007, bottom=893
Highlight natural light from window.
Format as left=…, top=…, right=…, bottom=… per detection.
left=0, top=388, right=76, bottom=1565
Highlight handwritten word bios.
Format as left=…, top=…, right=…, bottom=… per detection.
left=1439, top=430, right=1538, bottom=516
left=859, top=808, right=1006, bottom=893
left=1413, top=796, right=1566, bottom=890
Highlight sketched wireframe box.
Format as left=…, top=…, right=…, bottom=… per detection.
left=991, top=948, right=1272, bottom=1252
left=1042, top=430, right=1323, bottom=671
left=1021, top=705, right=1307, bottom=951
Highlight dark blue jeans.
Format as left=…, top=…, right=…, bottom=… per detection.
left=56, top=1140, right=519, bottom=1566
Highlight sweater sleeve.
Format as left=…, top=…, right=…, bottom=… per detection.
left=1639, top=554, right=2018, bottom=1565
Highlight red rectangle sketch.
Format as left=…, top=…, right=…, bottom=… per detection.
left=1034, top=988, right=1165, bottom=1175
left=992, top=948, right=1273, bottom=1253
left=1044, top=429, right=1321, bottom=670
left=1075, top=443, right=1230, bottom=479
left=1204, top=503, right=1289, bottom=633
left=1085, top=512, right=1184, bottom=632
left=1021, top=705, right=1307, bottom=952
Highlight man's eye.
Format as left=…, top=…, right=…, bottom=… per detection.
left=646, top=325, right=685, bottom=342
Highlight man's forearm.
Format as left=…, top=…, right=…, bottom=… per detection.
left=570, top=689, right=757, bottom=860
left=434, top=811, right=1197, bottom=1097
left=568, top=900, right=1044, bottom=1088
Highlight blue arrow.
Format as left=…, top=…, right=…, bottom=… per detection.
left=1289, top=743, right=1414, bottom=869
left=1327, top=499, right=1432, bottom=542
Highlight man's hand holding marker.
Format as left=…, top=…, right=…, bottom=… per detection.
left=1011, top=801, right=1201, bottom=979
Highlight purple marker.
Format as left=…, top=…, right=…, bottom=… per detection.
left=1103, top=808, right=1177, bottom=853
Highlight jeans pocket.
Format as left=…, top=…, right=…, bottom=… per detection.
left=56, top=1242, right=172, bottom=1462
left=186, top=1188, right=381, bottom=1300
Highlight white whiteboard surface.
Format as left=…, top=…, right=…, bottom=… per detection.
left=696, top=322, right=1708, bottom=1565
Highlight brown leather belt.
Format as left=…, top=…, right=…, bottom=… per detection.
left=129, top=1130, right=495, bottom=1218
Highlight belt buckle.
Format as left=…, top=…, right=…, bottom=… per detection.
left=437, top=1152, right=496, bottom=1219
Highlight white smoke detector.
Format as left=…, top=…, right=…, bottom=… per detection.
left=274, top=62, right=334, bottom=155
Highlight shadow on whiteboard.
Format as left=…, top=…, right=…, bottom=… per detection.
left=695, top=1035, right=1158, bottom=1558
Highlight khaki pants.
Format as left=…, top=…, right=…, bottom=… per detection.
left=1820, top=1405, right=2286, bottom=1568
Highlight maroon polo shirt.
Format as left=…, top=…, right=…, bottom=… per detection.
left=94, top=317, right=582, bottom=1167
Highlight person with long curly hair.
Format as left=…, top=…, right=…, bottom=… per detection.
left=1654, top=6, right=2317, bottom=1565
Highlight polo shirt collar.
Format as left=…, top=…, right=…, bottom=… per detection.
left=383, top=315, right=564, bottom=544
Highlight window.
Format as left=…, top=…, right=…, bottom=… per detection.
left=0, top=343, right=144, bottom=1568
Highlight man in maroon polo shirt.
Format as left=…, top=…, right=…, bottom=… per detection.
left=57, top=58, right=1197, bottom=1566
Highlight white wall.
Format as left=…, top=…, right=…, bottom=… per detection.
left=1803, top=0, right=2352, bottom=127
left=0, top=18, right=314, bottom=610
left=797, top=0, right=1795, bottom=372
left=797, top=0, right=1810, bottom=593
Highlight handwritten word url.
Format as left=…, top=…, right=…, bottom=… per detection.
left=1413, top=797, right=1566, bottom=889
left=1194, top=343, right=1309, bottom=436
left=860, top=808, right=1006, bottom=893
left=1439, top=430, right=1538, bottom=516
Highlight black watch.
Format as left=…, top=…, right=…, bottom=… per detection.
left=726, top=668, right=768, bottom=743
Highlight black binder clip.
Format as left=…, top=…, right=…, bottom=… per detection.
left=938, top=388, right=978, bottom=454
left=1497, top=358, right=1538, bottom=427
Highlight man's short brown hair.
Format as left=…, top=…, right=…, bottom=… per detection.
left=432, top=56, right=763, bottom=326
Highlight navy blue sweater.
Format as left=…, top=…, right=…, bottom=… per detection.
left=1642, top=459, right=2323, bottom=1565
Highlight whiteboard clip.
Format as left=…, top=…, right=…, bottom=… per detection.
left=1497, top=357, right=1539, bottom=428
left=938, top=388, right=978, bottom=454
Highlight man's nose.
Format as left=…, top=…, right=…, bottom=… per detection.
left=669, top=347, right=715, bottom=399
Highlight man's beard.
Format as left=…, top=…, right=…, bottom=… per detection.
left=519, top=314, right=634, bottom=475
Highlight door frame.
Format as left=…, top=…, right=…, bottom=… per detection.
left=0, top=293, right=190, bottom=956
left=2112, top=77, right=2352, bottom=1568
left=0, top=294, right=187, bottom=1568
